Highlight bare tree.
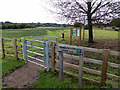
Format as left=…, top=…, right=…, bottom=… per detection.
left=45, top=0, right=120, bottom=43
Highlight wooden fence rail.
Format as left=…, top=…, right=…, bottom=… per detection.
left=1, top=38, right=119, bottom=87
left=55, top=60, right=118, bottom=80
left=52, top=43, right=120, bottom=87
left=58, top=43, right=120, bottom=56
left=63, top=54, right=120, bottom=69
left=1, top=38, right=22, bottom=60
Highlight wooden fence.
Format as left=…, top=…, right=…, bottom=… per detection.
left=1, top=38, right=22, bottom=60
left=50, top=42, right=120, bottom=87
left=1, top=38, right=119, bottom=87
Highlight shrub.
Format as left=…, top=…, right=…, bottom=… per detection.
left=84, top=25, right=89, bottom=29
left=112, top=26, right=116, bottom=29
left=115, top=28, right=120, bottom=31
left=74, top=22, right=82, bottom=27
left=101, top=26, right=104, bottom=29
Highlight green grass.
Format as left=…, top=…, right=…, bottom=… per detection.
left=47, top=28, right=118, bottom=40
left=30, top=70, right=118, bottom=88
left=2, top=28, right=47, bottom=38
left=30, top=70, right=78, bottom=88
left=2, top=57, right=25, bottom=76
left=64, top=69, right=119, bottom=88
left=92, top=29, right=118, bottom=39
left=2, top=27, right=118, bottom=39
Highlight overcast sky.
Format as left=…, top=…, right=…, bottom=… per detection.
left=1, top=0, right=119, bottom=24
left=0, top=0, right=62, bottom=23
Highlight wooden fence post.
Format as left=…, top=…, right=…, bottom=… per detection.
left=14, top=39, right=18, bottom=60
left=79, top=28, right=81, bottom=46
left=100, top=50, right=110, bottom=86
left=23, top=39, right=27, bottom=64
left=1, top=38, right=5, bottom=58
left=78, top=53, right=84, bottom=87
left=43, top=42, right=46, bottom=70
left=70, top=28, right=72, bottom=45
left=76, top=28, right=77, bottom=36
left=59, top=51, right=63, bottom=81
left=51, top=42, right=56, bottom=74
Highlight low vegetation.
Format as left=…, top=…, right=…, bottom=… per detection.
left=30, top=70, right=78, bottom=88
left=30, top=70, right=118, bottom=88
left=2, top=57, right=25, bottom=76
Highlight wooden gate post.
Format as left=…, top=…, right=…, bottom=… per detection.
left=51, top=42, right=56, bottom=74
left=100, top=50, right=110, bottom=86
left=59, top=51, right=63, bottom=81
left=78, top=51, right=84, bottom=87
left=38, top=36, right=41, bottom=53
left=46, top=42, right=50, bottom=71
left=1, top=38, right=5, bottom=58
left=70, top=28, right=72, bottom=45
left=23, top=39, right=27, bottom=64
left=79, top=28, right=81, bottom=46
left=43, top=42, right=46, bottom=70
left=14, top=39, right=18, bottom=60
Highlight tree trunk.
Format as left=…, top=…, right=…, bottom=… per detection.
left=87, top=2, right=94, bottom=43
left=88, top=15, right=94, bottom=43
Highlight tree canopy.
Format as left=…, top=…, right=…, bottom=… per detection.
left=46, top=0, right=120, bottom=43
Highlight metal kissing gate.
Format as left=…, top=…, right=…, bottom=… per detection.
left=21, top=36, right=58, bottom=71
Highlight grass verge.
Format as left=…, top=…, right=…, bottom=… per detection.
left=29, top=70, right=79, bottom=88
left=30, top=69, right=119, bottom=88
left=2, top=57, right=25, bottom=77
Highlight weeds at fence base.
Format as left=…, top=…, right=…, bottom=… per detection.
left=29, top=70, right=104, bottom=88
left=29, top=70, right=78, bottom=88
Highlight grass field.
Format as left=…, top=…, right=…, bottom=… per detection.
left=2, top=27, right=118, bottom=39
left=2, top=27, right=119, bottom=88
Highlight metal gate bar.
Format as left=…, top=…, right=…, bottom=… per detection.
left=27, top=55, right=44, bottom=62
left=22, top=36, right=58, bottom=71
left=27, top=59, right=45, bottom=68
left=27, top=50, right=44, bottom=56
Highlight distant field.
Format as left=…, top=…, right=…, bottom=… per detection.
left=2, top=27, right=119, bottom=51
left=2, top=27, right=118, bottom=40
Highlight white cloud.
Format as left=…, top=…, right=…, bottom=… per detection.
left=0, top=0, right=61, bottom=23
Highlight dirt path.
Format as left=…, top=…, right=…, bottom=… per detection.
left=3, top=62, right=43, bottom=88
